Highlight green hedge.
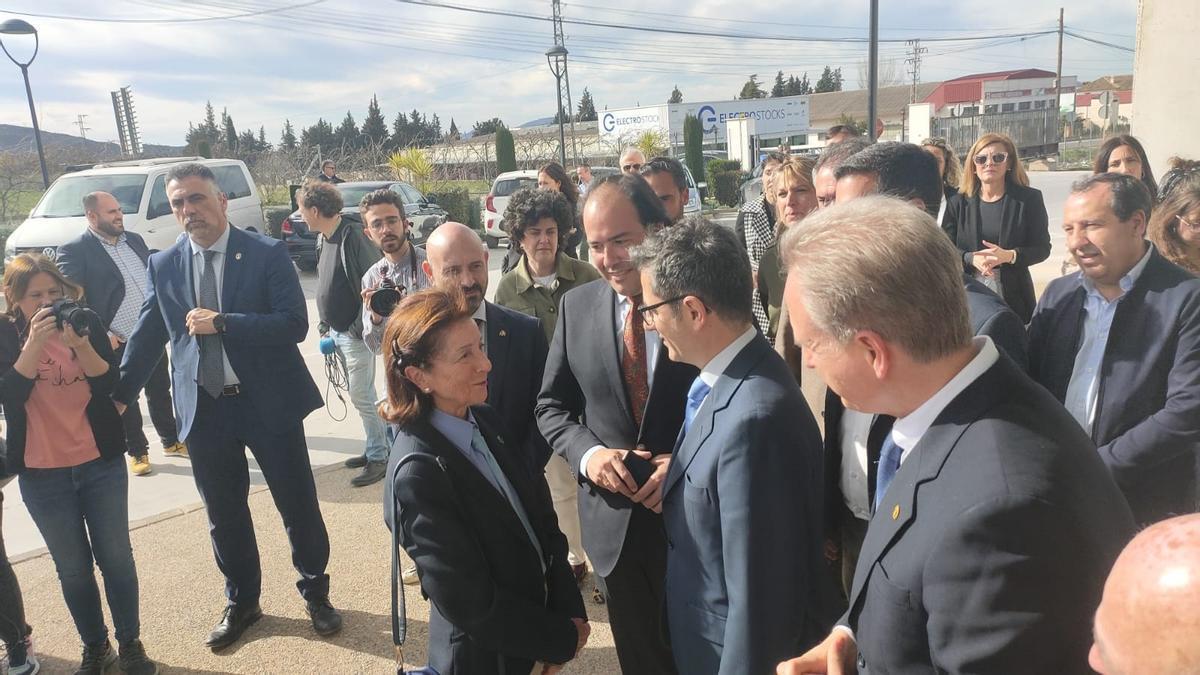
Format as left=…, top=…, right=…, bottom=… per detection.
left=710, top=171, right=742, bottom=207
left=431, top=188, right=480, bottom=230
left=263, top=206, right=292, bottom=239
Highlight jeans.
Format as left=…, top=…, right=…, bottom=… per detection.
left=0, top=490, right=32, bottom=653
left=19, top=455, right=140, bottom=645
left=330, top=330, right=389, bottom=463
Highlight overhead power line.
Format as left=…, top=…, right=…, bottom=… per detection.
left=1063, top=30, right=1134, bottom=53
left=1, top=0, right=327, bottom=24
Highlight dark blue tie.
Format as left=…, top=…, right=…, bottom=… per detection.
left=874, top=434, right=903, bottom=512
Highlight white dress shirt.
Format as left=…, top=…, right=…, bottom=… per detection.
left=474, top=300, right=488, bottom=353
left=189, top=226, right=239, bottom=386
left=838, top=409, right=874, bottom=521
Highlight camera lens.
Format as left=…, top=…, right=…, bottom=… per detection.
left=369, top=287, right=403, bottom=317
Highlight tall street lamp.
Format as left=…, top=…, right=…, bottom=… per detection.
left=546, top=45, right=568, bottom=168
left=0, top=19, right=49, bottom=188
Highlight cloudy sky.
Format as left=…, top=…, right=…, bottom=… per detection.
left=0, top=0, right=1137, bottom=145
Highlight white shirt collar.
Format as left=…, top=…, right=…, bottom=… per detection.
left=891, top=336, right=999, bottom=461
left=1081, top=241, right=1152, bottom=298
left=472, top=300, right=488, bottom=325
left=698, top=326, right=758, bottom=388
left=189, top=224, right=232, bottom=257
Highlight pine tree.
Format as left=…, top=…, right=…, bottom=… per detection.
left=222, top=109, right=237, bottom=152
left=833, top=67, right=844, bottom=92
left=362, top=95, right=389, bottom=147
left=281, top=120, right=297, bottom=150
left=668, top=85, right=683, bottom=103
left=391, top=112, right=410, bottom=149
left=472, top=118, right=505, bottom=136
left=301, top=118, right=335, bottom=155
left=201, top=101, right=219, bottom=140
left=738, top=75, right=767, bottom=100
left=448, top=118, right=460, bottom=140
left=257, top=126, right=269, bottom=150
left=799, top=72, right=812, bottom=95
left=335, top=111, right=358, bottom=149
left=771, top=71, right=786, bottom=97
left=430, top=114, right=442, bottom=142
left=575, top=88, right=597, bottom=122
left=815, top=66, right=838, bottom=93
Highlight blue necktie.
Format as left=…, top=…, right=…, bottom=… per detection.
left=675, top=377, right=712, bottom=451
left=874, top=434, right=904, bottom=512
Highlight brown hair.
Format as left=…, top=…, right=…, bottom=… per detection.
left=1148, top=176, right=1200, bottom=275
left=921, top=137, right=962, bottom=191
left=379, top=288, right=471, bottom=427
left=296, top=178, right=344, bottom=218
left=959, top=133, right=1029, bottom=198
left=1093, top=135, right=1158, bottom=198
left=539, top=161, right=579, bottom=208
left=3, top=253, right=84, bottom=323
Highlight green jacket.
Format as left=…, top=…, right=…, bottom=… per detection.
left=494, top=253, right=602, bottom=342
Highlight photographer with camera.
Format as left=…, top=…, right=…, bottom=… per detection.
left=300, top=180, right=387, bottom=487
left=361, top=189, right=431, bottom=358
left=0, top=254, right=158, bottom=674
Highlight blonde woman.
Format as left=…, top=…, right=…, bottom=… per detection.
left=942, top=133, right=1050, bottom=322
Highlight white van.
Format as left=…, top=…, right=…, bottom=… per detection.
left=4, top=157, right=267, bottom=263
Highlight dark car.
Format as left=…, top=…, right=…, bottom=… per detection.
left=282, top=180, right=449, bottom=271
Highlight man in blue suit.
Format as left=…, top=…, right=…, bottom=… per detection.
left=631, top=218, right=832, bottom=674
left=114, top=163, right=341, bottom=650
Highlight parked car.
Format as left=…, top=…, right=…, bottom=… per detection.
left=682, top=165, right=702, bottom=218
left=4, top=157, right=266, bottom=264
left=480, top=170, right=538, bottom=248
left=282, top=180, right=448, bottom=270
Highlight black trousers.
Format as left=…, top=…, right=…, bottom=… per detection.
left=115, top=344, right=179, bottom=455
left=187, top=388, right=330, bottom=606
left=0, top=490, right=30, bottom=652
left=603, top=506, right=677, bottom=675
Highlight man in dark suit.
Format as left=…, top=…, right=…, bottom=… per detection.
left=631, top=219, right=830, bottom=674
left=1029, top=172, right=1200, bottom=525
left=58, top=191, right=187, bottom=477
left=422, top=222, right=550, bottom=467
left=777, top=196, right=1135, bottom=675
left=537, top=174, right=695, bottom=674
left=114, top=163, right=340, bottom=650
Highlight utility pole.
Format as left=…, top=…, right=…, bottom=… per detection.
left=74, top=113, right=90, bottom=140
left=1055, top=8, right=1064, bottom=144
left=551, top=0, right=578, bottom=168
left=905, top=39, right=928, bottom=104
left=867, top=0, right=879, bottom=141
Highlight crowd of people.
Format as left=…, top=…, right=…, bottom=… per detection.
left=0, top=124, right=1197, bottom=675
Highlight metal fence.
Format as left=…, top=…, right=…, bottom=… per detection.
left=932, top=109, right=1061, bottom=160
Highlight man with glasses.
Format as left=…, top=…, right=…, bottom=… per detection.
left=631, top=218, right=832, bottom=675
left=299, top=180, right=387, bottom=486
left=316, top=160, right=344, bottom=184
left=619, top=147, right=647, bottom=175
left=1028, top=172, right=1200, bottom=526
left=640, top=156, right=690, bottom=224
left=537, top=174, right=696, bottom=674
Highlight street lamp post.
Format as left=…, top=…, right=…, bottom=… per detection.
left=546, top=46, right=568, bottom=168
left=0, top=19, right=49, bottom=188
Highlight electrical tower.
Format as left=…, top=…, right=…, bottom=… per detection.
left=905, top=39, right=928, bottom=104
left=551, top=0, right=578, bottom=167
left=110, top=86, right=142, bottom=157
left=74, top=114, right=91, bottom=140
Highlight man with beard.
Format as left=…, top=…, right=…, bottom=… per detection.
left=640, top=157, right=691, bottom=224
left=362, top=190, right=431, bottom=355
left=114, top=163, right=340, bottom=650
left=58, top=191, right=188, bottom=477
left=423, top=222, right=550, bottom=466
left=300, top=181, right=385, bottom=487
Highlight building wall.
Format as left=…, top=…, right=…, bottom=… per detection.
left=1134, top=0, right=1200, bottom=176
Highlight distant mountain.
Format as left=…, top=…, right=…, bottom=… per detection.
left=519, top=116, right=555, bottom=128
left=0, top=124, right=184, bottom=159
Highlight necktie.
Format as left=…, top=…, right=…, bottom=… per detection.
left=873, top=433, right=904, bottom=513
left=470, top=425, right=545, bottom=570
left=198, top=250, right=225, bottom=399
left=675, top=376, right=712, bottom=451
left=622, top=295, right=649, bottom=427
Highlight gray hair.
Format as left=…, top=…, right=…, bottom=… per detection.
left=781, top=195, right=971, bottom=362
left=815, top=137, right=873, bottom=175
left=620, top=147, right=647, bottom=161
left=1071, top=172, right=1153, bottom=223
left=630, top=216, right=754, bottom=326
left=165, top=162, right=221, bottom=196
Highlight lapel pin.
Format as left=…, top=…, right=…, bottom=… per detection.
left=498, top=329, right=507, bottom=337
left=892, top=504, right=901, bottom=520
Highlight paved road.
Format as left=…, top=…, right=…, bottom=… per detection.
left=1, top=171, right=1083, bottom=558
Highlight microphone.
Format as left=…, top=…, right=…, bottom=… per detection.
left=319, top=336, right=336, bottom=355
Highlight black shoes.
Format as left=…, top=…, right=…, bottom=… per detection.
left=344, top=454, right=368, bottom=469
left=351, top=460, right=387, bottom=487
left=306, top=598, right=344, bottom=637
left=118, top=639, right=159, bottom=675
left=75, top=639, right=116, bottom=675
left=205, top=602, right=263, bottom=651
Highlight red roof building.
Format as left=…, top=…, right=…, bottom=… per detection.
left=923, top=68, right=1066, bottom=117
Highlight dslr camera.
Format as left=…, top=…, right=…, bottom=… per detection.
left=46, top=299, right=98, bottom=336
left=369, top=277, right=407, bottom=318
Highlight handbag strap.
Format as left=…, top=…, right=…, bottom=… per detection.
left=391, top=452, right=452, bottom=663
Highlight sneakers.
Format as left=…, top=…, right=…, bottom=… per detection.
left=128, top=455, right=152, bottom=476
left=75, top=639, right=116, bottom=675
left=350, top=460, right=387, bottom=487
left=8, top=633, right=39, bottom=675
left=402, top=564, right=419, bottom=585
left=162, top=442, right=189, bottom=459
left=118, top=639, right=158, bottom=675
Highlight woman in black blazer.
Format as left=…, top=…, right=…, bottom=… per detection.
left=942, top=133, right=1050, bottom=323
left=380, top=288, right=588, bottom=675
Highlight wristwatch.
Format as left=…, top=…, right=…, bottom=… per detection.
left=212, top=313, right=227, bottom=333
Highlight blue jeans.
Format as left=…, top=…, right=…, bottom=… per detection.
left=19, top=455, right=140, bottom=645
left=331, top=330, right=389, bottom=463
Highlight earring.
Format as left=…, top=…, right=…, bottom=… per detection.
left=423, top=388, right=431, bottom=393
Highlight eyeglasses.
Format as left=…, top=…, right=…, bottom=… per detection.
left=974, top=152, right=1008, bottom=166
left=1177, top=214, right=1200, bottom=233
left=636, top=295, right=686, bottom=317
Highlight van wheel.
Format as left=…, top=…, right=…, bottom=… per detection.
left=485, top=235, right=500, bottom=249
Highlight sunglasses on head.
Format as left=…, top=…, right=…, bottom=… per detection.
left=974, top=152, right=1009, bottom=166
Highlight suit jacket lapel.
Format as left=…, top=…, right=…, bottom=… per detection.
left=598, top=286, right=635, bottom=425
left=85, top=233, right=123, bottom=286
left=484, top=303, right=508, bottom=407
left=179, top=242, right=197, bottom=308
left=999, top=189, right=1019, bottom=248
left=221, top=227, right=244, bottom=312
left=474, top=409, right=549, bottom=561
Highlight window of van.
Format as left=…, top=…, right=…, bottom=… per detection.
left=147, top=176, right=171, bottom=220
left=212, top=165, right=252, bottom=200
left=31, top=174, right=146, bottom=218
